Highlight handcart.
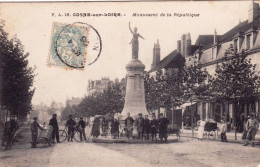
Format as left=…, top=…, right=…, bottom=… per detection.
left=203, top=122, right=218, bottom=140
left=37, top=125, right=53, bottom=146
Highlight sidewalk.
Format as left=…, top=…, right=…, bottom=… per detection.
left=178, top=129, right=260, bottom=144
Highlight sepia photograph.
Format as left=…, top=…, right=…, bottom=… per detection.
left=0, top=1, right=260, bottom=167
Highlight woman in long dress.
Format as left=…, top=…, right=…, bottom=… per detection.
left=132, top=119, right=138, bottom=139
left=91, top=117, right=100, bottom=138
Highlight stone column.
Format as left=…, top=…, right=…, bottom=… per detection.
left=120, top=59, right=149, bottom=117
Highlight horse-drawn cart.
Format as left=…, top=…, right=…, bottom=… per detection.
left=203, top=122, right=218, bottom=140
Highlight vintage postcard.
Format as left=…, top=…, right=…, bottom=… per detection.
left=0, top=1, right=260, bottom=167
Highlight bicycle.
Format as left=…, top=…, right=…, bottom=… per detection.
left=59, top=126, right=82, bottom=142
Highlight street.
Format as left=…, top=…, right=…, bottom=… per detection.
left=0, top=128, right=260, bottom=167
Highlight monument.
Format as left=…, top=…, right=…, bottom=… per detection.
left=120, top=22, right=149, bottom=117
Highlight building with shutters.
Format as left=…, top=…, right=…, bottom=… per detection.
left=149, top=1, right=260, bottom=128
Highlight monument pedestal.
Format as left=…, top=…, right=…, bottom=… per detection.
left=120, top=59, right=149, bottom=118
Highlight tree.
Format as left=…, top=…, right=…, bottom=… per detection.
left=181, top=61, right=211, bottom=136
left=210, top=45, right=260, bottom=139
left=144, top=70, right=169, bottom=115
left=60, top=105, right=73, bottom=122
left=106, top=83, right=124, bottom=114
left=67, top=82, right=124, bottom=118
left=0, top=20, right=35, bottom=121
left=144, top=68, right=187, bottom=117
left=182, top=62, right=211, bottom=102
left=144, top=72, right=159, bottom=112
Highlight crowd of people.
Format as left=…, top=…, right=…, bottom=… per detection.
left=87, top=112, right=171, bottom=142
left=123, top=112, right=170, bottom=142
left=29, top=111, right=259, bottom=148
left=2, top=112, right=258, bottom=150
left=29, top=114, right=88, bottom=148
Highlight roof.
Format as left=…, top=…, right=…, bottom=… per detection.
left=218, top=15, right=260, bottom=43
left=196, top=15, right=260, bottom=51
left=195, top=35, right=215, bottom=46
left=149, top=50, right=185, bottom=73
left=194, top=35, right=222, bottom=51
left=151, top=8, right=260, bottom=70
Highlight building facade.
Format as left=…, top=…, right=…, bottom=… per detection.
left=87, top=77, right=126, bottom=97
left=149, top=1, right=260, bottom=128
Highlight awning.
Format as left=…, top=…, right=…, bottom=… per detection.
left=177, top=102, right=197, bottom=109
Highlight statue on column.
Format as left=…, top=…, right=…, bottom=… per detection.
left=129, top=22, right=145, bottom=59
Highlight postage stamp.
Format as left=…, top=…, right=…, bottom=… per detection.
left=48, top=22, right=102, bottom=70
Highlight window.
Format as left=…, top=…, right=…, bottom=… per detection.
left=234, top=39, right=238, bottom=51
left=246, top=34, right=251, bottom=50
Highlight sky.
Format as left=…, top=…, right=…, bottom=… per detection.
left=0, top=1, right=250, bottom=106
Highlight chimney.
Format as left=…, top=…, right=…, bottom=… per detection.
left=181, top=34, right=186, bottom=57
left=152, top=43, right=155, bottom=68
left=214, top=29, right=218, bottom=44
left=248, top=0, right=260, bottom=23
left=155, top=39, right=160, bottom=66
left=185, top=33, right=191, bottom=58
left=151, top=40, right=160, bottom=69
left=177, top=40, right=181, bottom=53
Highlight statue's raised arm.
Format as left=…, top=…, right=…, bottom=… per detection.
left=129, top=22, right=133, bottom=34
left=139, top=34, right=145, bottom=40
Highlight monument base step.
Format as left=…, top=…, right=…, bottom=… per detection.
left=92, top=137, right=179, bottom=144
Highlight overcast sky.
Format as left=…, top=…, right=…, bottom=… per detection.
left=0, top=1, right=250, bottom=106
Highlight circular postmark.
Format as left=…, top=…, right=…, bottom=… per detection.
left=54, top=22, right=102, bottom=69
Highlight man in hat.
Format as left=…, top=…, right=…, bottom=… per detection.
left=125, top=112, right=134, bottom=139
left=30, top=117, right=44, bottom=148
left=243, top=114, right=259, bottom=147
left=78, top=117, right=86, bottom=141
left=1, top=115, right=19, bottom=150
left=66, top=115, right=76, bottom=142
left=150, top=115, right=158, bottom=141
left=158, top=113, right=169, bottom=142
left=49, top=114, right=60, bottom=143
left=137, top=113, right=144, bottom=139
left=143, top=115, right=150, bottom=140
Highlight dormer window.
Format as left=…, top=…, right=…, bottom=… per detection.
left=246, top=34, right=251, bottom=50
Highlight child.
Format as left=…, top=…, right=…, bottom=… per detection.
left=132, top=119, right=138, bottom=140
left=220, top=120, right=227, bottom=142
